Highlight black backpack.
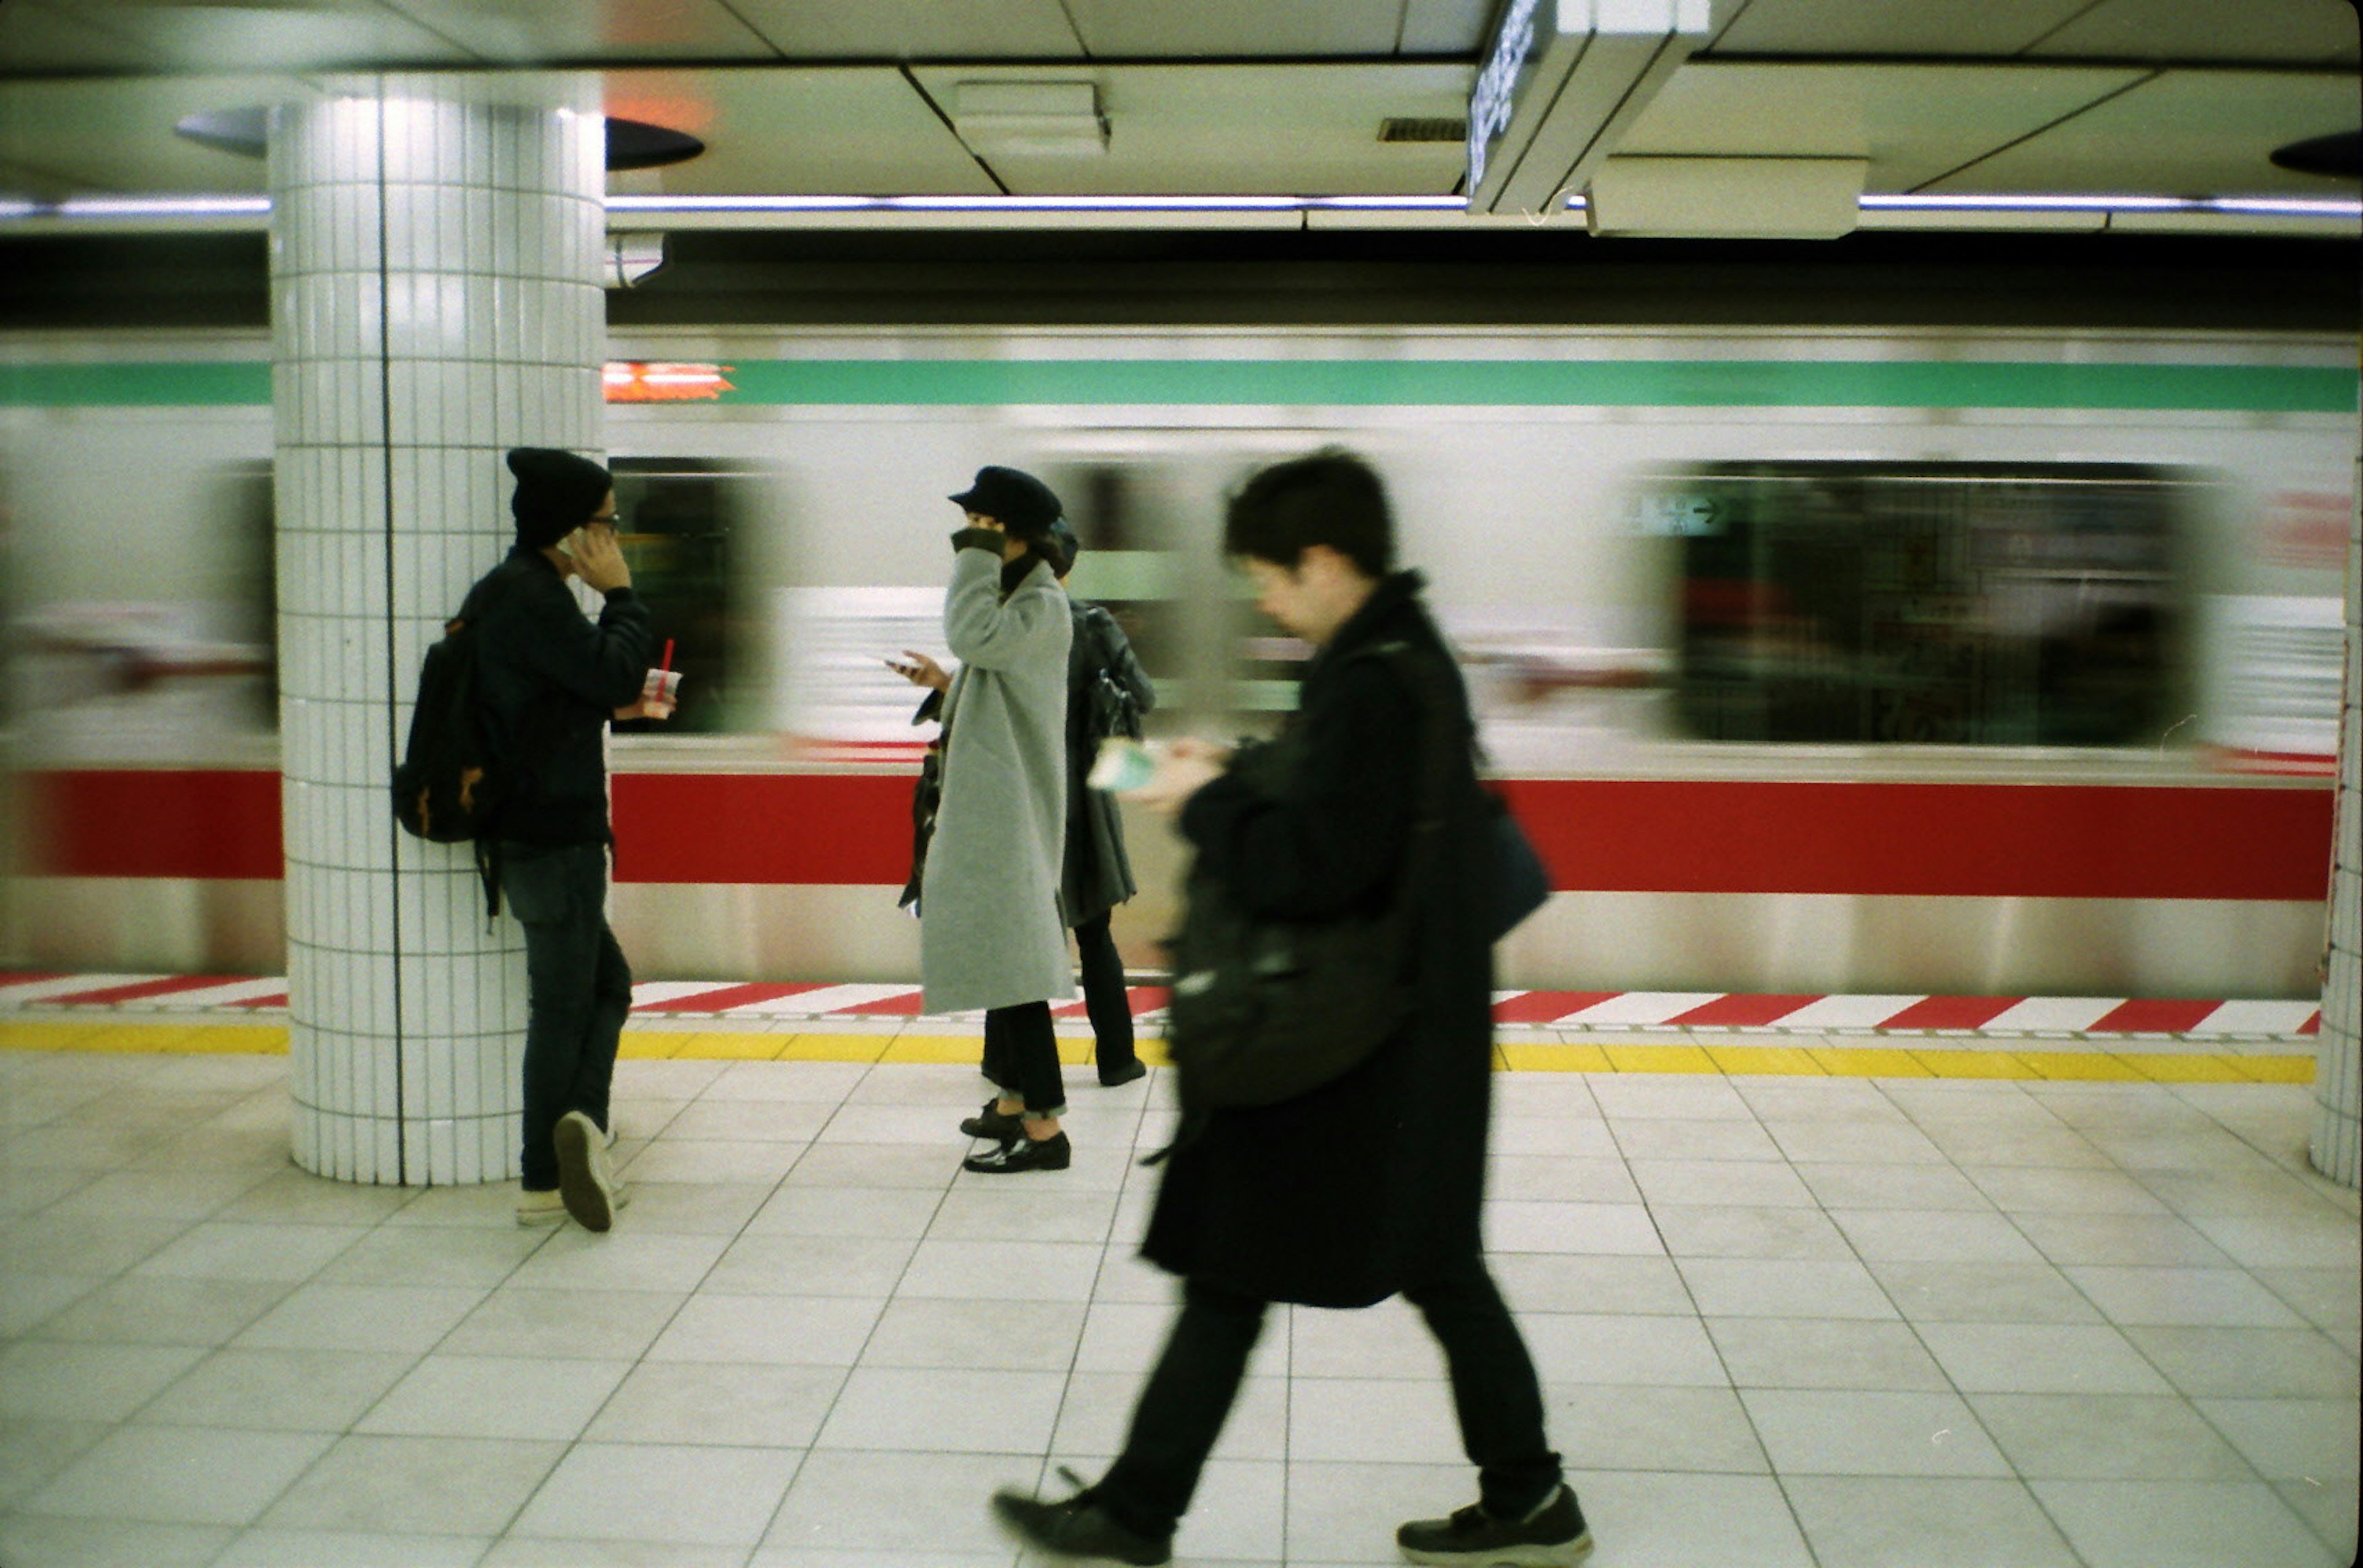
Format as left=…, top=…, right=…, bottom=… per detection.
left=392, top=561, right=532, bottom=910
left=1078, top=606, right=1143, bottom=742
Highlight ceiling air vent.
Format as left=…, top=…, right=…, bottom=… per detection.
left=1378, top=118, right=1469, bottom=143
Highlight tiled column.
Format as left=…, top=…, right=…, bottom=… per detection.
left=2316, top=467, right=2362, bottom=1189
left=270, top=75, right=604, bottom=1184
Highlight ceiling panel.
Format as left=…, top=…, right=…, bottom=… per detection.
left=1399, top=0, right=1500, bottom=54
left=1925, top=68, right=2361, bottom=194
left=381, top=0, right=778, bottom=62
left=1710, top=0, right=2093, bottom=57
left=28, top=1, right=472, bottom=73
left=1617, top=62, right=2147, bottom=192
left=0, top=75, right=314, bottom=196
left=910, top=62, right=1473, bottom=194
left=2028, top=0, right=2358, bottom=63
left=0, top=1, right=176, bottom=71
left=606, top=68, right=998, bottom=195
left=721, top=0, right=1082, bottom=60
left=1064, top=0, right=1411, bottom=58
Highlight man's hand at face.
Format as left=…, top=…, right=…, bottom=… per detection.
left=563, top=523, right=633, bottom=594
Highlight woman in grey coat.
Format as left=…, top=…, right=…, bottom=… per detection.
left=918, top=466, right=1077, bottom=1173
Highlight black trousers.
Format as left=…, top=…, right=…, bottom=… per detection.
left=1074, top=911, right=1138, bottom=1081
left=980, top=999, right=1066, bottom=1117
left=499, top=841, right=631, bottom=1190
left=1094, top=1253, right=1562, bottom=1537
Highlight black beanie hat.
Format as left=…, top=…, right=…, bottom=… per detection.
left=508, top=447, right=612, bottom=550
left=948, top=465, right=1063, bottom=542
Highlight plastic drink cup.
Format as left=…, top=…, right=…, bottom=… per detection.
left=641, top=667, right=683, bottom=709
left=1088, top=736, right=1157, bottom=792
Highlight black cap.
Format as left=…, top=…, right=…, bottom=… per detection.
left=507, top=447, right=612, bottom=550
left=948, top=465, right=1063, bottom=540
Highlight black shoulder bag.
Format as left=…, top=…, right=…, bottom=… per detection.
left=1162, top=642, right=1455, bottom=1115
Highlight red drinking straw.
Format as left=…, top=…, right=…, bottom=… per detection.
left=659, top=638, right=674, bottom=672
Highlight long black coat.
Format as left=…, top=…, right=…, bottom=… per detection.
left=1061, top=599, right=1156, bottom=928
left=1141, top=570, right=1495, bottom=1308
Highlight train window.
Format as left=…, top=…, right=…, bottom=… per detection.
left=1656, top=463, right=2185, bottom=746
left=610, top=458, right=753, bottom=735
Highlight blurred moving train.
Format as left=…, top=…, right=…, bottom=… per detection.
left=1, top=322, right=2353, bottom=999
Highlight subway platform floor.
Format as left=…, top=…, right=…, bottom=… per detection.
left=0, top=1015, right=2356, bottom=1568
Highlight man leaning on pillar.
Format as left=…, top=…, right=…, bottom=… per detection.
left=471, top=447, right=674, bottom=1230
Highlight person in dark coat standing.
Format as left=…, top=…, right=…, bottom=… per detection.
left=474, top=447, right=673, bottom=1232
left=1042, top=518, right=1156, bottom=1088
left=992, top=452, right=1588, bottom=1567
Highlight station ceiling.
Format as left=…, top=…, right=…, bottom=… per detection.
left=0, top=0, right=2356, bottom=237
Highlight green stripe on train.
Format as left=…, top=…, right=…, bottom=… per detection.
left=4, top=358, right=2355, bottom=412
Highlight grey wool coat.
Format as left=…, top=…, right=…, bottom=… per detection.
left=918, top=536, right=1076, bottom=1015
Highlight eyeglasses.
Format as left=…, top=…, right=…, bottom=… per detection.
left=586, top=513, right=620, bottom=526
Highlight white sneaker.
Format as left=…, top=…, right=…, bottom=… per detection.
left=516, top=1188, right=566, bottom=1226
left=554, top=1110, right=617, bottom=1232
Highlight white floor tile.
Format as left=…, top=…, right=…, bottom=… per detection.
left=2032, top=1478, right=2342, bottom=1568
left=815, top=1364, right=1066, bottom=1452
left=585, top=1360, right=848, bottom=1448
left=1740, top=1388, right=2013, bottom=1477
left=0, top=1514, right=231, bottom=1568
left=26, top=1424, right=334, bottom=1526
left=0, top=1340, right=206, bottom=1422
left=355, top=1351, right=633, bottom=1440
left=1916, top=1321, right=2174, bottom=1394
left=260, top=1434, right=565, bottom=1536
left=138, top=1346, right=417, bottom=1431
left=646, top=1292, right=885, bottom=1366
left=213, top=1528, right=490, bottom=1567
left=1780, top=1474, right=2081, bottom=1568
left=1970, top=1392, right=2256, bottom=1479
left=512, top=1441, right=805, bottom=1546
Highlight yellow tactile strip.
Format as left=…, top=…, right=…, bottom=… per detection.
left=0, top=1019, right=2317, bottom=1085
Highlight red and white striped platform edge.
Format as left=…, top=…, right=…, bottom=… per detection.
left=0, top=972, right=2324, bottom=1039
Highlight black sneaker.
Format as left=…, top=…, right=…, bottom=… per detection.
left=962, top=1130, right=1071, bottom=1174
left=959, top=1099, right=1026, bottom=1140
left=992, top=1473, right=1171, bottom=1566
left=1396, top=1485, right=1593, bottom=1566
left=1097, top=1058, right=1148, bottom=1088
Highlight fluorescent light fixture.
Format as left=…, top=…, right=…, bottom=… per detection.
left=603, top=193, right=1466, bottom=214
left=0, top=191, right=2352, bottom=227
left=952, top=82, right=1108, bottom=158
left=1861, top=193, right=2362, bottom=219
left=54, top=195, right=272, bottom=218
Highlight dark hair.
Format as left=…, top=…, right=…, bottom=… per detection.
left=1222, top=449, right=1393, bottom=578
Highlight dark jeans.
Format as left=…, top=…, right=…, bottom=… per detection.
left=1095, top=1254, right=1562, bottom=1537
left=1074, top=911, right=1138, bottom=1081
left=499, top=841, right=631, bottom=1190
left=980, top=999, right=1066, bottom=1117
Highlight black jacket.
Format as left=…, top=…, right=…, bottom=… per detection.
left=1141, top=570, right=1495, bottom=1308
left=1061, top=599, right=1156, bottom=927
left=471, top=546, right=654, bottom=846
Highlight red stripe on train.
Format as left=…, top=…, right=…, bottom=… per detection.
left=24, top=770, right=2335, bottom=902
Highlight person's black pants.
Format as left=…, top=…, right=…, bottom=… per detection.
left=499, top=841, right=631, bottom=1191
left=1073, top=911, right=1138, bottom=1081
left=1094, top=1254, right=1562, bottom=1537
left=980, top=999, right=1066, bottom=1117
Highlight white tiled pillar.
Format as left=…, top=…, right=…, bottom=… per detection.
left=2315, top=465, right=2362, bottom=1189
left=269, top=75, right=604, bottom=1185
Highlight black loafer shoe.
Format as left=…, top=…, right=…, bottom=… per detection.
left=992, top=1478, right=1171, bottom=1566
left=1097, top=1058, right=1148, bottom=1088
left=962, top=1131, right=1071, bottom=1174
left=1397, top=1486, right=1593, bottom=1566
left=959, top=1099, right=1026, bottom=1140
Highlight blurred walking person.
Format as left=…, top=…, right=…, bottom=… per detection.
left=991, top=450, right=1588, bottom=1565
